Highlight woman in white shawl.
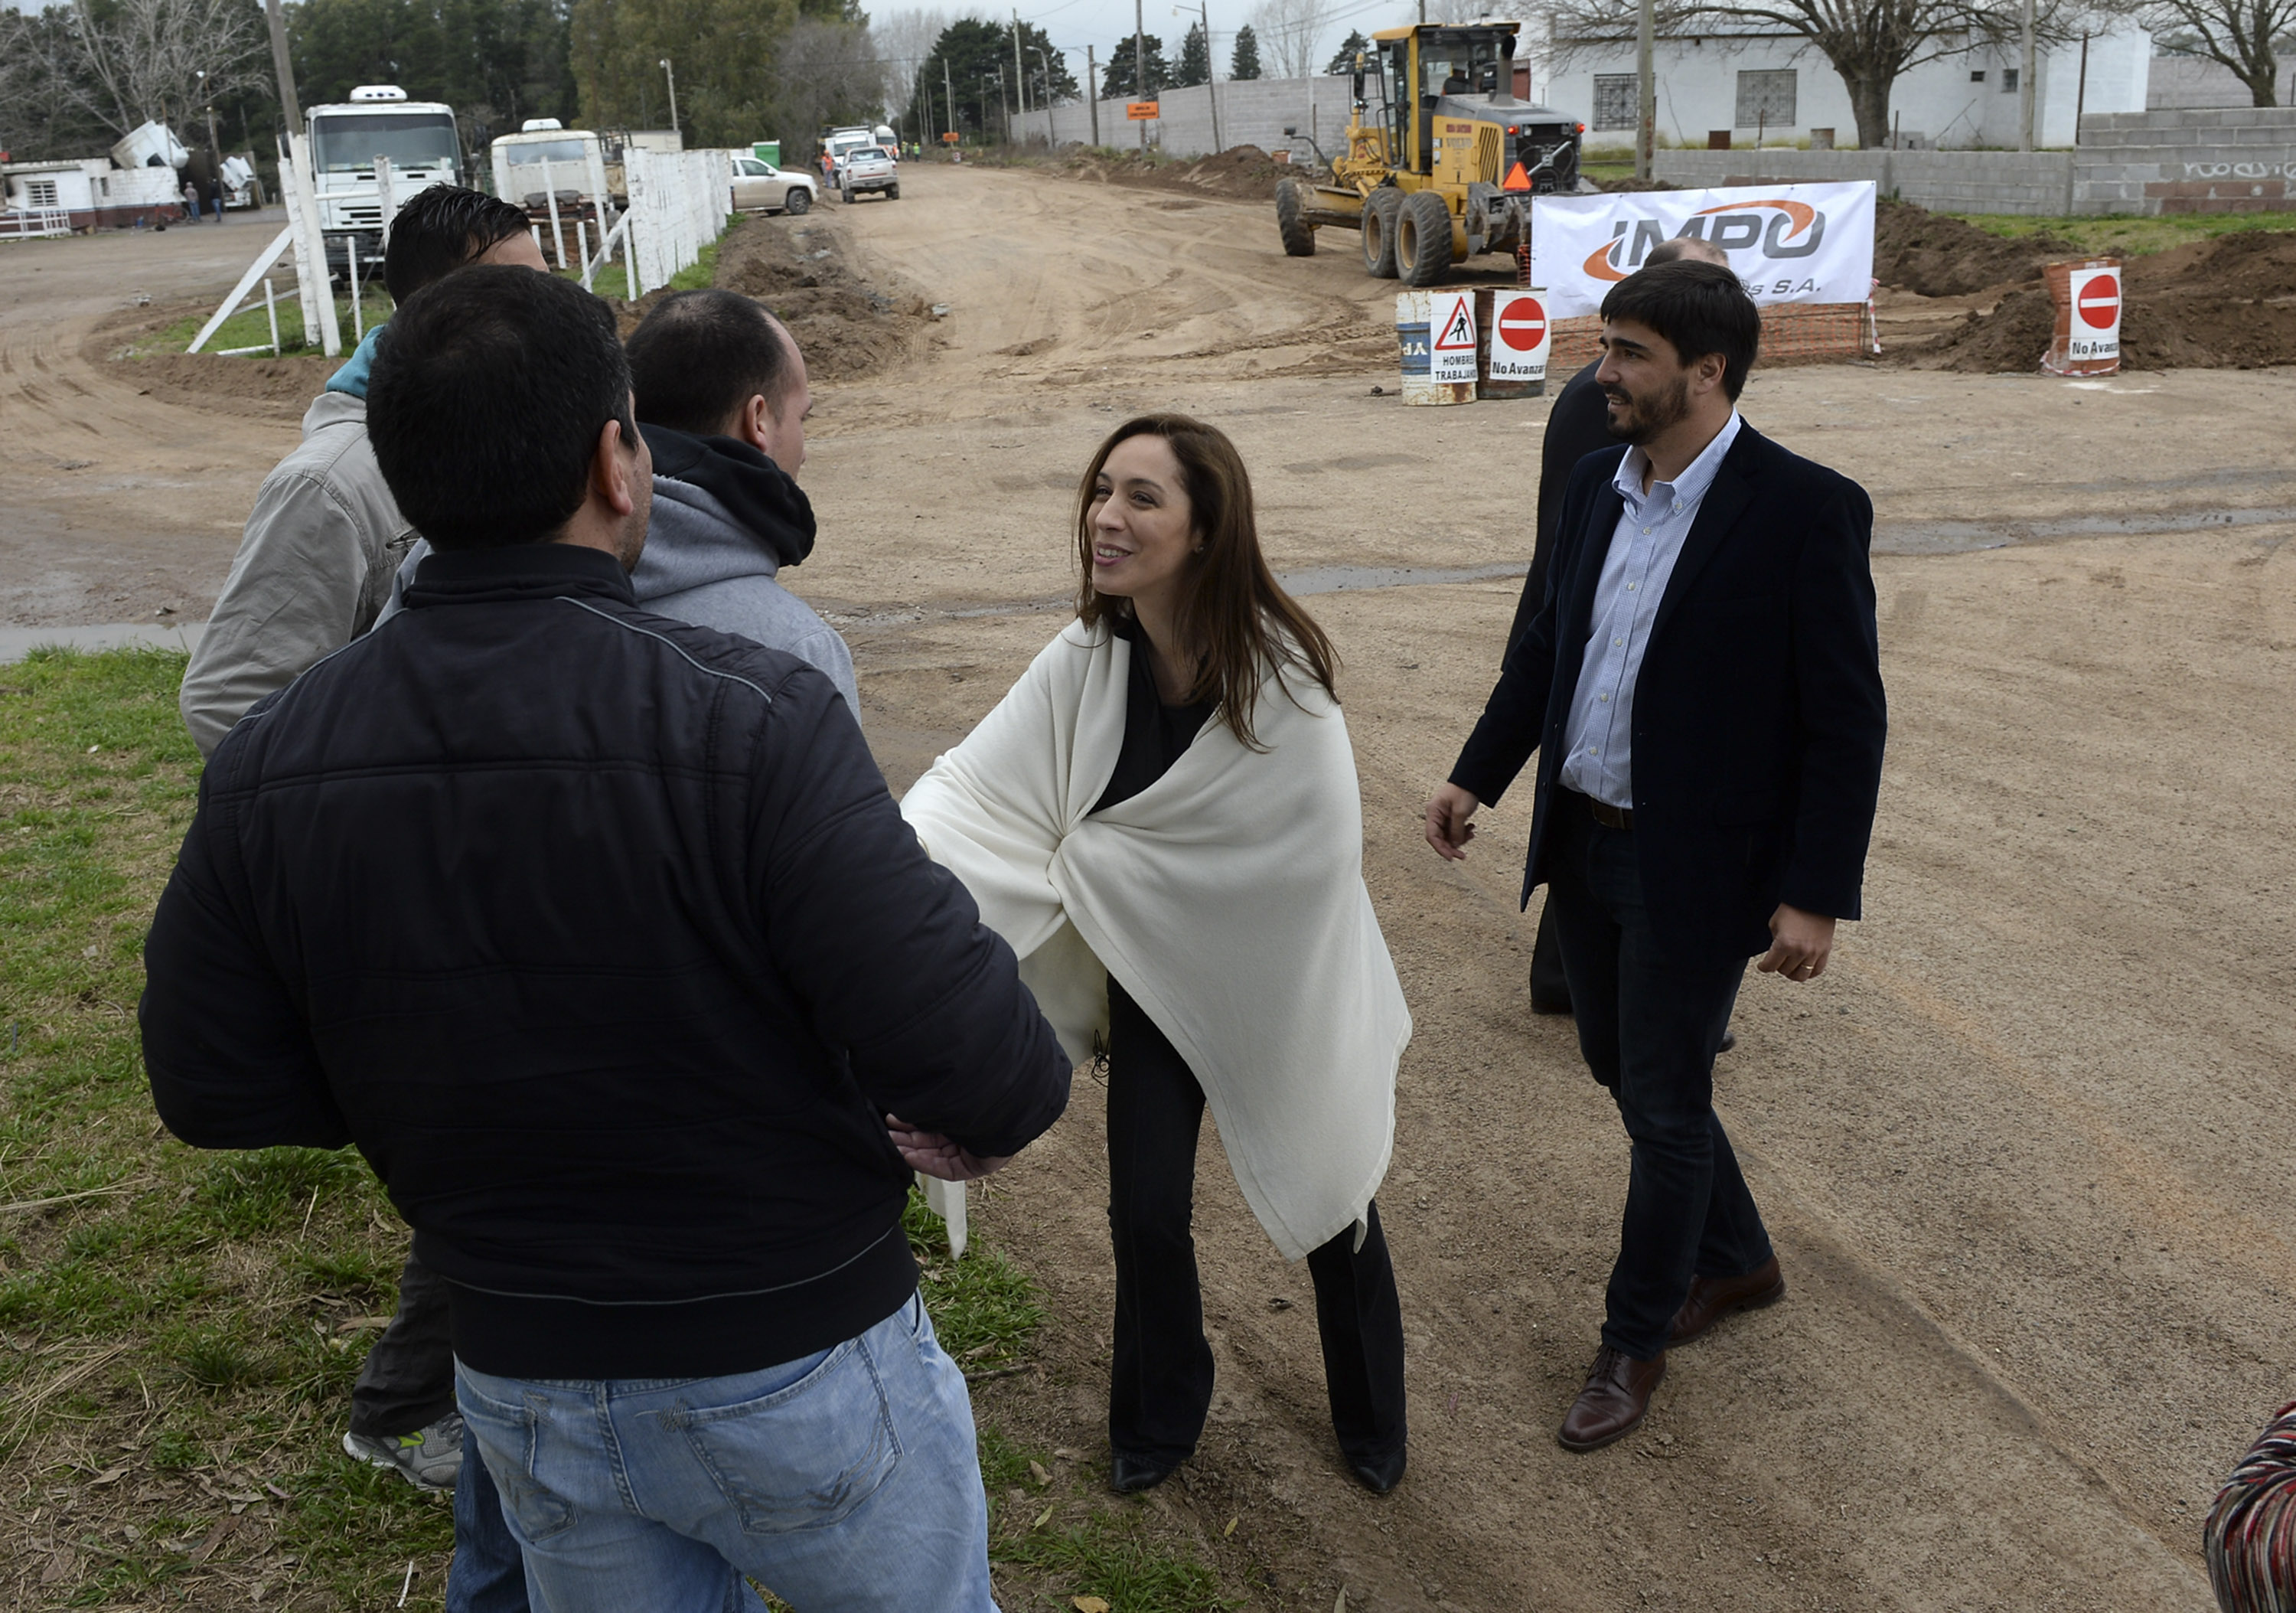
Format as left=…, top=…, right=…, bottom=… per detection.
left=895, top=415, right=1414, bottom=1496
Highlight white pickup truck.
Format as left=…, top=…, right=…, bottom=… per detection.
left=837, top=146, right=898, bottom=204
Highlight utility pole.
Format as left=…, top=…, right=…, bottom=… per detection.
left=1176, top=2, right=1219, bottom=155
left=1014, top=11, right=1029, bottom=121
left=262, top=0, right=301, bottom=133
left=944, top=57, right=957, bottom=142
left=1634, top=0, right=1655, bottom=182
left=2018, top=0, right=2036, bottom=151
left=1088, top=47, right=1101, bottom=144
left=1136, top=0, right=1148, bottom=151
left=660, top=57, right=680, bottom=142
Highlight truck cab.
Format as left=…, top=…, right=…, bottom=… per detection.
left=305, top=86, right=460, bottom=279
left=491, top=123, right=610, bottom=224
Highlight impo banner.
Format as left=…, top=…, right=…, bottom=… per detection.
left=1529, top=182, right=1877, bottom=319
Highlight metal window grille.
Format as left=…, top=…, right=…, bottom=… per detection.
left=1734, top=69, right=1797, bottom=129
left=1593, top=74, right=1638, bottom=131
left=2001, top=67, right=2020, bottom=92
left=27, top=179, right=60, bottom=207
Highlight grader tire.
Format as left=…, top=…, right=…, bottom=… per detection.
left=1361, top=189, right=1402, bottom=279
left=1275, top=178, right=1316, bottom=257
left=1396, top=190, right=1454, bottom=288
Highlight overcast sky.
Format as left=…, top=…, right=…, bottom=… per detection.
left=878, top=0, right=1433, bottom=89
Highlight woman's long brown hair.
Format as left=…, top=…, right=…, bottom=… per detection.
left=1073, top=413, right=1339, bottom=749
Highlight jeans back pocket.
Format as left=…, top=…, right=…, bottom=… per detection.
left=665, top=1340, right=902, bottom=1535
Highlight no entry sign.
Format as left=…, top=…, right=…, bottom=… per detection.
left=2044, top=258, right=2122, bottom=374
left=1486, top=289, right=1551, bottom=384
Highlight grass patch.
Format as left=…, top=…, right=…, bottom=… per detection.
left=139, top=288, right=393, bottom=358
left=1945, top=208, right=2296, bottom=257
left=565, top=217, right=734, bottom=302
left=2, top=647, right=1231, bottom=1611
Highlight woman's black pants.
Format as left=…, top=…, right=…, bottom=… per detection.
left=1104, top=980, right=1407, bottom=1469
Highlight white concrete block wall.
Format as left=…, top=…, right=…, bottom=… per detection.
left=1012, top=75, right=1353, bottom=160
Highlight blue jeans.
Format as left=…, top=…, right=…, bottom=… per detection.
left=455, top=1293, right=993, bottom=1613
left=449, top=1420, right=529, bottom=1613
left=1544, top=798, right=1773, bottom=1361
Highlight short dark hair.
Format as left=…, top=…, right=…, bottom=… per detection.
left=624, top=289, right=795, bottom=436
left=367, top=266, right=634, bottom=550
left=382, top=184, right=534, bottom=305
left=1599, top=260, right=1761, bottom=400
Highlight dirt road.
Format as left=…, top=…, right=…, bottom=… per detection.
left=4, top=165, right=2291, bottom=1610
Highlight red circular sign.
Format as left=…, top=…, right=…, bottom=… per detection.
left=1497, top=295, right=1548, bottom=352
left=2076, top=274, right=2119, bottom=330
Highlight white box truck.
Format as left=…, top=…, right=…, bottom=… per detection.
left=305, top=85, right=461, bottom=279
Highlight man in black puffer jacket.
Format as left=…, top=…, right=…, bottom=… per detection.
left=140, top=266, right=1071, bottom=1613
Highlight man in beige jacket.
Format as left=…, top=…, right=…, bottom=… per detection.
left=178, top=187, right=546, bottom=756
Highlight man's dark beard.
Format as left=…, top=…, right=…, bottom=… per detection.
left=1603, top=373, right=1692, bottom=446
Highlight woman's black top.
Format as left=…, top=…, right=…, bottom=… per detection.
left=1092, top=615, right=1217, bottom=815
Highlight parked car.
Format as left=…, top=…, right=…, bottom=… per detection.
left=731, top=154, right=817, bottom=215
left=838, top=146, right=898, bottom=203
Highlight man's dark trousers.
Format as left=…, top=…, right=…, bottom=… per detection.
left=348, top=1251, right=454, bottom=1440
left=1544, top=799, right=1771, bottom=1360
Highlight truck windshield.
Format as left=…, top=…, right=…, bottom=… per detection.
left=502, top=139, right=591, bottom=168
left=312, top=113, right=459, bottom=175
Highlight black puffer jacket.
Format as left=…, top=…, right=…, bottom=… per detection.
left=142, top=544, right=1071, bottom=1379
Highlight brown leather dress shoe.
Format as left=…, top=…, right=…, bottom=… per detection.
left=1667, top=1256, right=1785, bottom=1347
left=1557, top=1345, right=1665, bottom=1452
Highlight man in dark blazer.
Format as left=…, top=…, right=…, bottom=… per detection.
left=1508, top=236, right=1733, bottom=1017
left=1424, top=260, right=1887, bottom=1452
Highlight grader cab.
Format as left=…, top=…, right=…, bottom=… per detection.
left=1274, top=22, right=1583, bottom=286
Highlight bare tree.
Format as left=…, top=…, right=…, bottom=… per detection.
left=873, top=7, right=951, bottom=119
left=1548, top=0, right=2062, bottom=148
left=66, top=0, right=267, bottom=138
left=1251, top=0, right=1335, bottom=78
left=772, top=17, right=892, bottom=140
left=2117, top=0, right=2295, bottom=103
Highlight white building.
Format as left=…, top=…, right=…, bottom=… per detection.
left=1540, top=24, right=2150, bottom=150
left=2, top=157, right=188, bottom=227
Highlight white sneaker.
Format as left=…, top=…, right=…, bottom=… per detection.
left=342, top=1409, right=463, bottom=1491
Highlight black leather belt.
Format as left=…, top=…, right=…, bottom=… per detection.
left=1561, top=788, right=1633, bottom=831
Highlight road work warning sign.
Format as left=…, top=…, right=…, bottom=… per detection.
left=1427, top=289, right=1477, bottom=384
left=2043, top=256, right=2122, bottom=375
left=1126, top=102, right=1159, bottom=120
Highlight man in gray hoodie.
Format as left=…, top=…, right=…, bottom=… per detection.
left=385, top=289, right=857, bottom=710
left=622, top=289, right=858, bottom=709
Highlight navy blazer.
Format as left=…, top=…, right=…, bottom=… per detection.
left=1450, top=420, right=1887, bottom=963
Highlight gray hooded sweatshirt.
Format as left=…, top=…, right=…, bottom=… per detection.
left=380, top=427, right=856, bottom=712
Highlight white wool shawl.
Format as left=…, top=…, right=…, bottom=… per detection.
left=901, top=619, right=1411, bottom=1261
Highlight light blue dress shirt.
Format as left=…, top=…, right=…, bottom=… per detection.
left=1557, top=410, right=1743, bottom=810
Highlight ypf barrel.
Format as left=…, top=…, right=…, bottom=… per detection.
left=1397, top=289, right=1476, bottom=406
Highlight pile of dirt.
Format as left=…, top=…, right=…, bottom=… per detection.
left=1045, top=144, right=1293, bottom=201
left=1873, top=199, right=2076, bottom=297
left=1908, top=224, right=2296, bottom=371
left=709, top=212, right=928, bottom=380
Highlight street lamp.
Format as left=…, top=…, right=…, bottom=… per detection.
left=1028, top=44, right=1052, bottom=109
left=659, top=57, right=680, bottom=142
left=1172, top=2, right=1220, bottom=153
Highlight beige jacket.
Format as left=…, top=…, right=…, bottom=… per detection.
left=180, top=390, right=416, bottom=757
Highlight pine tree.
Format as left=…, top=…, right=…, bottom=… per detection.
left=1228, top=24, right=1261, bottom=80
left=1100, top=33, right=1170, bottom=99
left=1175, top=21, right=1209, bottom=87
left=1323, top=29, right=1371, bottom=75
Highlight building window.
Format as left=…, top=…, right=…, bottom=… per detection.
left=2002, top=67, right=2020, bottom=92
left=28, top=178, right=60, bottom=207
left=1593, top=73, right=1638, bottom=131
left=1735, top=69, right=1797, bottom=128
left=1970, top=69, right=1988, bottom=83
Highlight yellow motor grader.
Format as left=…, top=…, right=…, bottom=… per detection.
left=1274, top=22, right=1583, bottom=286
